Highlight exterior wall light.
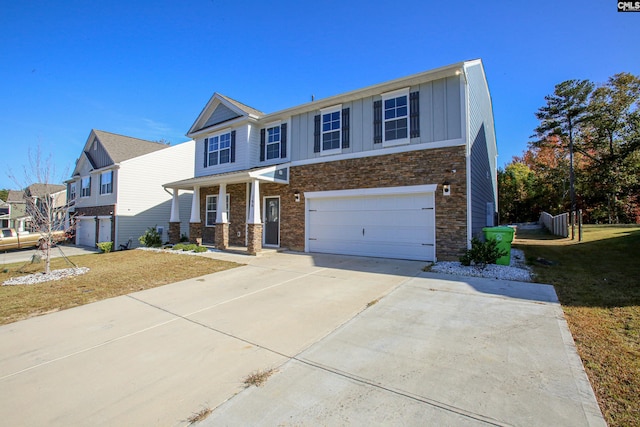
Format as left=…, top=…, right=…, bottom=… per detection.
left=294, top=190, right=301, bottom=203
left=442, top=181, right=451, bottom=196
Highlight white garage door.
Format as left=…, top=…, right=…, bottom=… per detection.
left=76, top=218, right=96, bottom=247
left=306, top=186, right=436, bottom=261
left=98, top=218, right=112, bottom=243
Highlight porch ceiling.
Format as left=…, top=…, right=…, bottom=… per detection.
left=164, top=164, right=290, bottom=190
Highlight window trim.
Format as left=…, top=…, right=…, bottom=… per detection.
left=80, top=176, right=91, bottom=198
left=205, top=194, right=230, bottom=227
left=381, top=87, right=410, bottom=147
left=320, top=104, right=342, bottom=156
left=265, top=121, right=282, bottom=161
left=206, top=131, right=232, bottom=166
left=99, top=171, right=113, bottom=195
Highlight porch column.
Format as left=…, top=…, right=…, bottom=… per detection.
left=215, top=183, right=229, bottom=250
left=170, top=189, right=180, bottom=222
left=169, top=189, right=181, bottom=243
left=189, top=185, right=202, bottom=245
left=247, top=179, right=262, bottom=255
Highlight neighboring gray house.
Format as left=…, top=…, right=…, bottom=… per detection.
left=0, top=200, right=9, bottom=228
left=164, top=59, right=497, bottom=261
left=3, top=184, right=66, bottom=232
left=6, top=190, right=27, bottom=231
left=67, top=130, right=195, bottom=248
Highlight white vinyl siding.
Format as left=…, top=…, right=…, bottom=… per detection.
left=116, top=140, right=195, bottom=249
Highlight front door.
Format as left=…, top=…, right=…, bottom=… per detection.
left=264, top=197, right=279, bottom=246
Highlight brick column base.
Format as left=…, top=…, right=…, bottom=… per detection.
left=169, top=222, right=181, bottom=244
left=189, top=222, right=202, bottom=245
left=247, top=223, right=263, bottom=255
left=215, top=223, right=229, bottom=250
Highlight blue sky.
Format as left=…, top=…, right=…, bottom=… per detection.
left=1, top=0, right=638, bottom=190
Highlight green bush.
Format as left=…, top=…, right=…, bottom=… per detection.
left=459, top=237, right=507, bottom=270
left=96, top=241, right=113, bottom=253
left=139, top=226, right=162, bottom=248
left=180, top=233, right=189, bottom=243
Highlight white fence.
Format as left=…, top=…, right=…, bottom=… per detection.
left=539, top=212, right=569, bottom=237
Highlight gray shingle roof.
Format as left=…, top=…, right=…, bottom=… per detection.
left=93, top=130, right=168, bottom=163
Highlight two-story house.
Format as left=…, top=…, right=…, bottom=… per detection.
left=3, top=184, right=66, bottom=232
left=67, top=130, right=195, bottom=248
left=164, top=59, right=497, bottom=261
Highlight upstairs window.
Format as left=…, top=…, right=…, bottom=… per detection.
left=260, top=123, right=287, bottom=162
left=100, top=171, right=113, bottom=195
left=69, top=183, right=77, bottom=201
left=81, top=177, right=91, bottom=197
left=375, top=88, right=419, bottom=146
left=204, top=131, right=236, bottom=167
left=322, top=109, right=341, bottom=152
left=266, top=126, right=281, bottom=160
left=384, top=91, right=408, bottom=143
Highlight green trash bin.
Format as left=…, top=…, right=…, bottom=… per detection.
left=482, top=226, right=515, bottom=266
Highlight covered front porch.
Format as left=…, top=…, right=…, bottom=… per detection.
left=164, top=164, right=290, bottom=255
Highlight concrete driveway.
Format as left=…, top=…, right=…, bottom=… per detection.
left=0, top=243, right=99, bottom=265
left=0, top=252, right=604, bottom=426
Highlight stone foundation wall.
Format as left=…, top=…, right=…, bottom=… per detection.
left=265, top=146, right=468, bottom=260
left=190, top=146, right=468, bottom=260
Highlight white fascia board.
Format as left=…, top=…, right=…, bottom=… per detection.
left=305, top=184, right=437, bottom=200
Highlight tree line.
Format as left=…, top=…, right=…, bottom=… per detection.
left=499, top=72, right=640, bottom=224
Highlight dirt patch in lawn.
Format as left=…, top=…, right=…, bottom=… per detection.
left=0, top=250, right=242, bottom=325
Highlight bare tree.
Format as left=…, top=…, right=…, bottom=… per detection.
left=8, top=146, right=71, bottom=274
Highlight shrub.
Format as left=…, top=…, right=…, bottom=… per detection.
left=459, top=237, right=507, bottom=270
left=180, top=233, right=189, bottom=243
left=96, top=241, right=113, bottom=253
left=139, top=226, right=162, bottom=248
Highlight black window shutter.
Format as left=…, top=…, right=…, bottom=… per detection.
left=230, top=130, right=236, bottom=163
left=203, top=138, right=208, bottom=168
left=313, top=114, right=321, bottom=153
left=280, top=123, right=287, bottom=158
left=373, top=100, right=382, bottom=144
left=410, top=91, right=420, bottom=138
left=88, top=176, right=91, bottom=196
left=260, top=129, right=266, bottom=161
left=341, top=108, right=350, bottom=149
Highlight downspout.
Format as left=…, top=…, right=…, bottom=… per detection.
left=462, top=65, right=473, bottom=248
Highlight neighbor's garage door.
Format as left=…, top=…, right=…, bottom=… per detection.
left=76, top=218, right=96, bottom=247
left=307, top=186, right=436, bottom=261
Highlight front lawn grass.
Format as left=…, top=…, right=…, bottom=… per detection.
left=0, top=250, right=242, bottom=325
left=514, top=225, right=640, bottom=427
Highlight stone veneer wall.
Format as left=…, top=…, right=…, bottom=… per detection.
left=271, top=146, right=468, bottom=260
left=192, top=146, right=468, bottom=260
left=199, top=184, right=247, bottom=246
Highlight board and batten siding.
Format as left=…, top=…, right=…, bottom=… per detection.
left=466, top=61, right=498, bottom=239
left=288, top=76, right=463, bottom=163
left=116, top=140, right=195, bottom=248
